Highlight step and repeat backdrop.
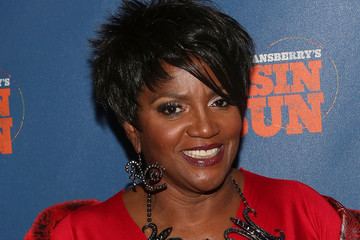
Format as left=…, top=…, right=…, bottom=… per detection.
left=1, top=1, right=359, bottom=239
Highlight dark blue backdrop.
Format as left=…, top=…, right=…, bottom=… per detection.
left=0, top=1, right=359, bottom=239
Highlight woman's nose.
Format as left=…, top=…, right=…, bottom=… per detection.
left=186, top=108, right=220, bottom=138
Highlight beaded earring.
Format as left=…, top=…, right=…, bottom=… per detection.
left=125, top=154, right=166, bottom=193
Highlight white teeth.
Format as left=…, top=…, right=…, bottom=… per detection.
left=183, top=148, right=220, bottom=159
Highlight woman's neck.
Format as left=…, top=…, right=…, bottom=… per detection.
left=122, top=169, right=244, bottom=239
left=148, top=169, right=244, bottom=238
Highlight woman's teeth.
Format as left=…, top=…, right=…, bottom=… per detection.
left=183, top=148, right=220, bottom=159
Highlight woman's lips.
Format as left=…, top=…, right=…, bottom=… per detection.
left=181, top=144, right=224, bottom=167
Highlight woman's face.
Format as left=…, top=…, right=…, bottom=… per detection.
left=124, top=64, right=242, bottom=194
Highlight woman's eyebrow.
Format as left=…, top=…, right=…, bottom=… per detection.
left=149, top=92, right=189, bottom=104
left=149, top=89, right=223, bottom=105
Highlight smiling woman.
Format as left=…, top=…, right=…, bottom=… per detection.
left=28, top=0, right=349, bottom=239
left=125, top=64, right=243, bottom=195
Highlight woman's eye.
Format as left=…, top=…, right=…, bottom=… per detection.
left=157, top=102, right=184, bottom=116
left=210, top=97, right=229, bottom=108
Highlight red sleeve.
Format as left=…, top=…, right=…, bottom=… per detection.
left=49, top=192, right=147, bottom=240
left=51, top=215, right=74, bottom=240
left=294, top=182, right=341, bottom=239
left=242, top=169, right=342, bottom=239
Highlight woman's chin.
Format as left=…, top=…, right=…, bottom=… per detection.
left=163, top=152, right=233, bottom=194
left=178, top=172, right=229, bottom=194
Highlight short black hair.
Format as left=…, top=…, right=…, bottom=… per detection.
left=90, top=0, right=254, bottom=125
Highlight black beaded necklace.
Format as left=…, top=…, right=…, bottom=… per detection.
left=142, top=179, right=285, bottom=240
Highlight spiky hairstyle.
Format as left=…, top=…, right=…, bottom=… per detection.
left=90, top=0, right=254, bottom=125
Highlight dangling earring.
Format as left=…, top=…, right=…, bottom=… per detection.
left=125, top=155, right=170, bottom=239
left=125, top=153, right=166, bottom=193
left=125, top=154, right=143, bottom=188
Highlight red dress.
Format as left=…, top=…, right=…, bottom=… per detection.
left=51, top=169, right=341, bottom=239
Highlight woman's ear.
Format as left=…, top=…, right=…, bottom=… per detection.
left=122, top=122, right=141, bottom=153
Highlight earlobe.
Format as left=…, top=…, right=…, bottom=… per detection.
left=122, top=122, right=141, bottom=153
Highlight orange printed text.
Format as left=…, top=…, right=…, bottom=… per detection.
left=244, top=60, right=324, bottom=137
left=0, top=88, right=13, bottom=154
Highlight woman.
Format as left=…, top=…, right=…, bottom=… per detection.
left=51, top=0, right=342, bottom=239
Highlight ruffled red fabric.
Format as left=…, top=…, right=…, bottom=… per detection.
left=24, top=199, right=100, bottom=240
left=325, top=196, right=360, bottom=240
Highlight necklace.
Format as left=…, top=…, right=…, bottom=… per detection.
left=142, top=179, right=285, bottom=240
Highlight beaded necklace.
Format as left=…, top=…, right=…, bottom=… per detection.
left=142, top=179, right=285, bottom=240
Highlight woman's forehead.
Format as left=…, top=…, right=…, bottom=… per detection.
left=142, top=66, right=220, bottom=100
left=159, top=62, right=223, bottom=88
left=137, top=60, right=230, bottom=105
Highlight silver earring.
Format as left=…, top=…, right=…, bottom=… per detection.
left=125, top=154, right=143, bottom=188
left=125, top=154, right=166, bottom=193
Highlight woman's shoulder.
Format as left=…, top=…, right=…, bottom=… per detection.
left=62, top=190, right=128, bottom=223
left=241, top=169, right=338, bottom=218
left=240, top=168, right=342, bottom=239
left=241, top=168, right=339, bottom=210
left=26, top=194, right=124, bottom=240
left=241, top=168, right=325, bottom=199
left=24, top=199, right=101, bottom=240
left=49, top=190, right=146, bottom=240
